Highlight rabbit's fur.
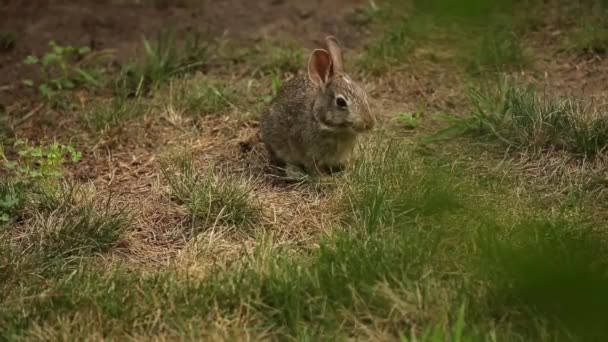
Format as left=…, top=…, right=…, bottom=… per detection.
left=260, top=36, right=375, bottom=175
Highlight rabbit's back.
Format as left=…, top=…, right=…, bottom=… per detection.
left=260, top=75, right=316, bottom=164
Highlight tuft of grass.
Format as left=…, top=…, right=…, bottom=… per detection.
left=347, top=138, right=463, bottom=233
left=395, top=111, right=422, bottom=129
left=160, top=154, right=259, bottom=232
left=463, top=80, right=608, bottom=156
left=114, top=30, right=211, bottom=97
left=157, top=77, right=237, bottom=119
left=27, top=192, right=127, bottom=269
left=0, top=183, right=128, bottom=291
left=82, top=96, right=147, bottom=131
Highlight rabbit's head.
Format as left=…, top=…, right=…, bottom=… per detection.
left=307, top=36, right=375, bottom=133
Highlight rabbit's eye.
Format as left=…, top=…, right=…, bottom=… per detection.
left=336, top=97, right=348, bottom=109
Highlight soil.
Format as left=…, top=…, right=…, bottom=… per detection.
left=0, top=0, right=368, bottom=108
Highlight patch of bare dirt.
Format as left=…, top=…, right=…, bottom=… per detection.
left=0, top=0, right=368, bottom=107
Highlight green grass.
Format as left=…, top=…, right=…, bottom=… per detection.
left=82, top=96, right=148, bottom=131
left=464, top=80, right=608, bottom=157
left=4, top=1, right=608, bottom=340
left=114, top=30, right=212, bottom=97
left=2, top=138, right=607, bottom=339
left=0, top=182, right=128, bottom=290
left=248, top=42, right=306, bottom=77
left=156, top=77, right=238, bottom=118
left=358, top=18, right=416, bottom=75
left=358, top=0, right=532, bottom=76
left=161, top=153, right=259, bottom=233
left=1, top=140, right=82, bottom=223
left=22, top=41, right=107, bottom=108
left=466, top=25, right=528, bottom=76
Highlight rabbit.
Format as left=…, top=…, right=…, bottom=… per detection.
left=260, top=35, right=375, bottom=176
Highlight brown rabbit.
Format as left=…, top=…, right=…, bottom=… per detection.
left=260, top=36, right=375, bottom=175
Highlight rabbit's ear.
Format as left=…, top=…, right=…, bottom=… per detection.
left=325, top=36, right=344, bottom=73
left=308, top=49, right=333, bottom=87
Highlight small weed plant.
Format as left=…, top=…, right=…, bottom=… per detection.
left=23, top=41, right=104, bottom=107
left=0, top=140, right=81, bottom=223
left=115, top=30, right=211, bottom=97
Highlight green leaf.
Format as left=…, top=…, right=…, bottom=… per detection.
left=0, top=213, right=10, bottom=222
left=4, top=161, right=17, bottom=169
left=63, top=79, right=75, bottom=89
left=23, top=55, right=39, bottom=65
left=143, top=38, right=155, bottom=58
left=70, top=150, right=82, bottom=163
left=29, top=147, right=43, bottom=157
left=396, top=112, right=421, bottom=129
left=41, top=53, right=59, bottom=67
left=75, top=68, right=100, bottom=86
left=0, top=195, right=19, bottom=208
left=78, top=46, right=91, bottom=55
left=39, top=84, right=54, bottom=96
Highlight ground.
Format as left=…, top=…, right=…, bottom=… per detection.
left=1, top=0, right=608, bottom=340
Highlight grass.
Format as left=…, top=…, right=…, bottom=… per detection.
left=464, top=79, right=608, bottom=157
left=161, top=153, right=259, bottom=233
left=571, top=14, right=608, bottom=55
left=154, top=77, right=238, bottom=121
left=357, top=8, right=417, bottom=75
left=82, top=31, right=225, bottom=130
left=2, top=139, right=607, bottom=340
left=114, top=30, right=212, bottom=97
left=358, top=0, right=532, bottom=76
left=247, top=41, right=306, bottom=77
left=82, top=95, right=148, bottom=131
left=0, top=140, right=82, bottom=223
left=22, top=41, right=107, bottom=108
left=466, top=25, right=528, bottom=76
left=4, top=0, right=608, bottom=340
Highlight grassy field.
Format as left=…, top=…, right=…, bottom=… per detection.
left=2, top=0, right=608, bottom=340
